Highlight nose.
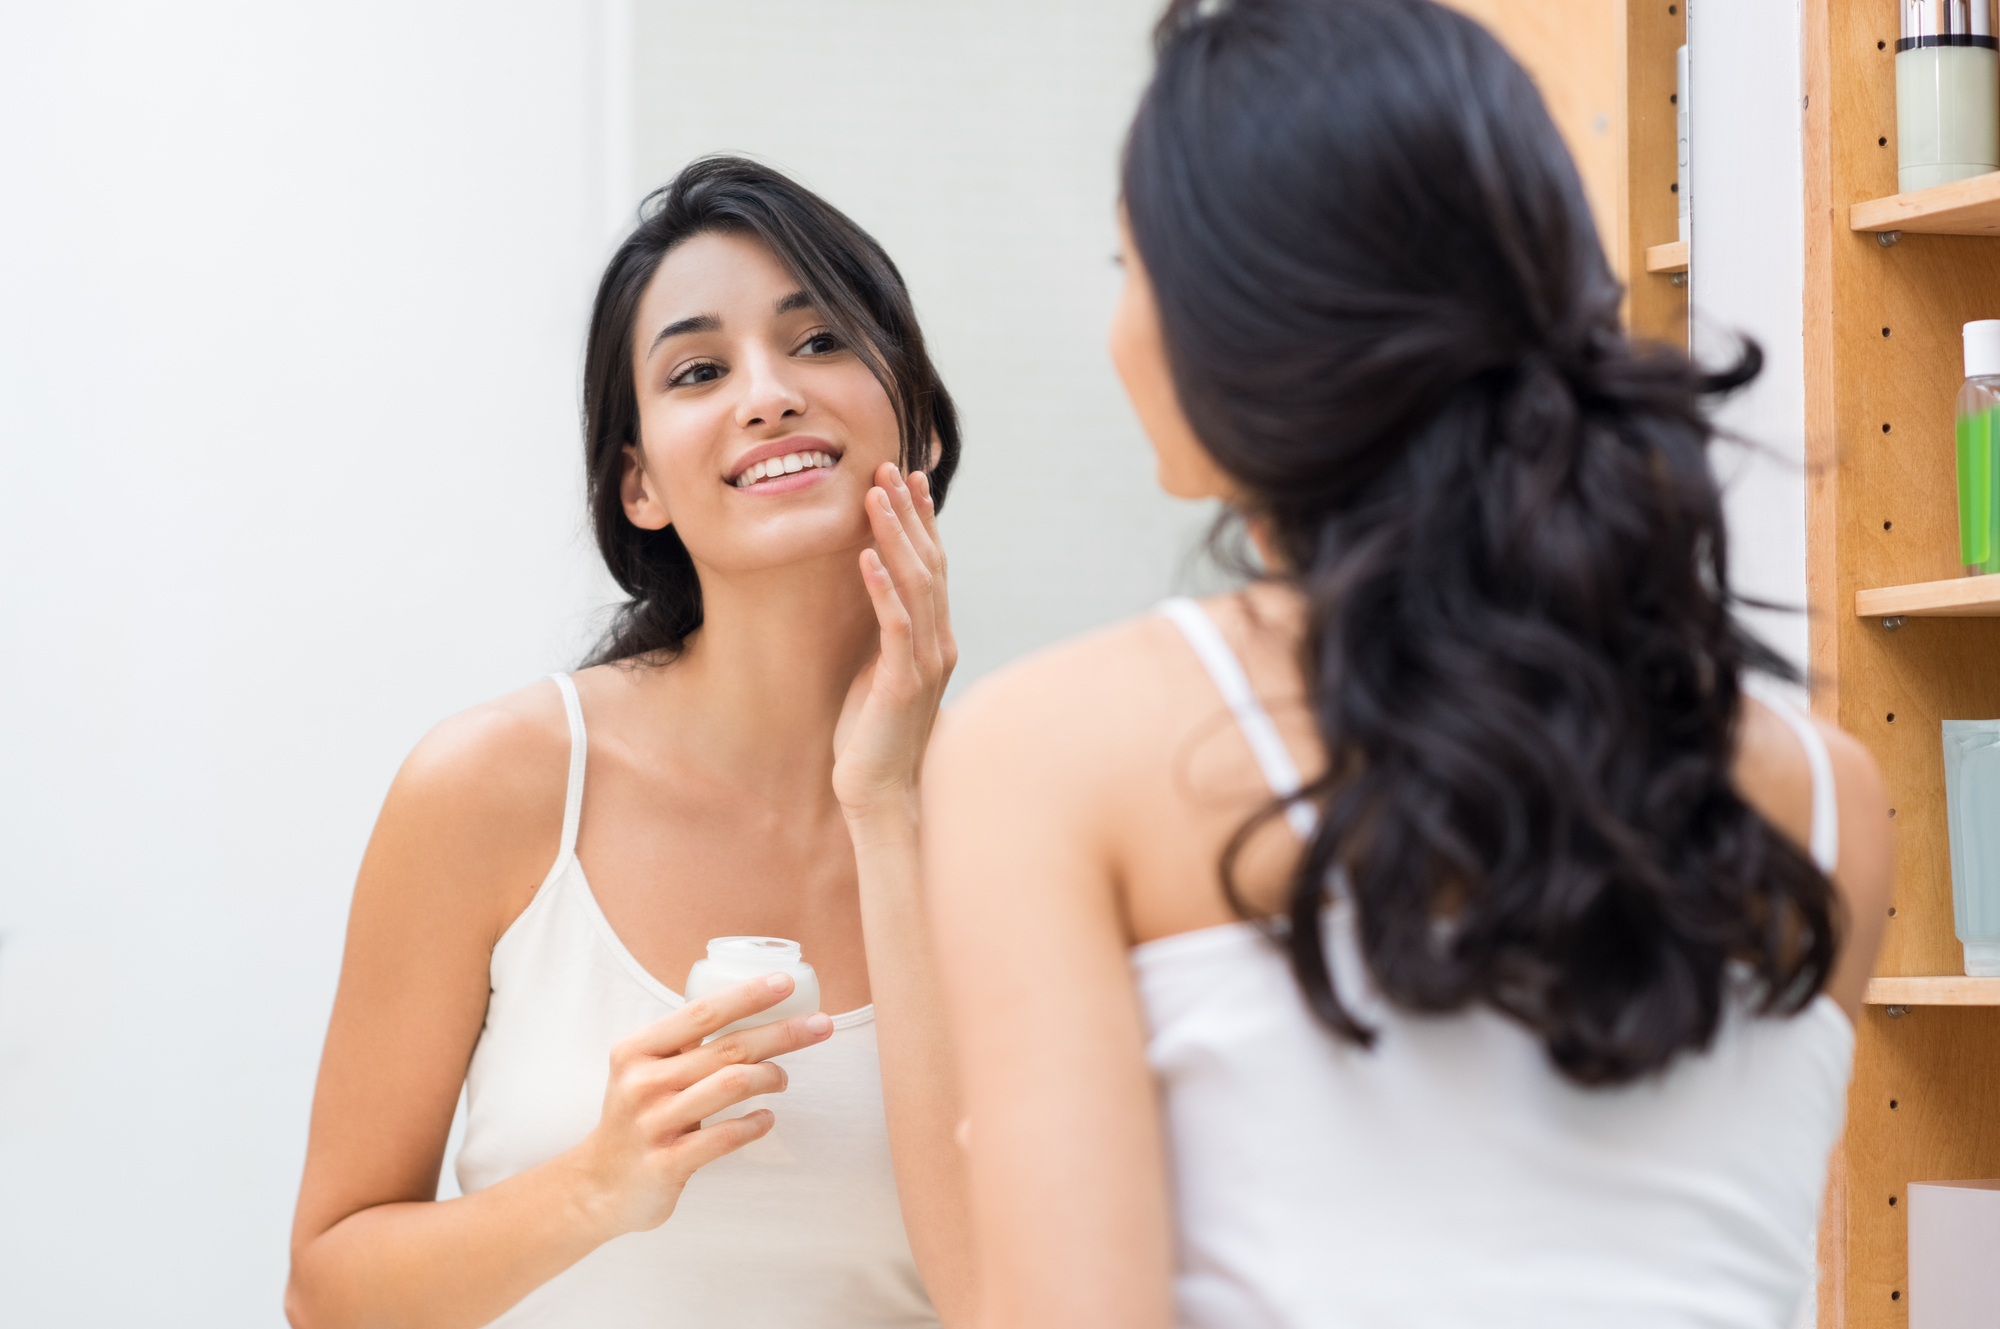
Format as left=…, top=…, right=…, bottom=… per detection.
left=735, top=346, right=807, bottom=431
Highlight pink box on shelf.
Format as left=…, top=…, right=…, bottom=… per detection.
left=1910, top=1180, right=2000, bottom=1329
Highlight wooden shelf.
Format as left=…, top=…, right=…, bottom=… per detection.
left=1854, top=573, right=2000, bottom=618
left=1850, top=170, right=2000, bottom=236
left=1643, top=239, right=1688, bottom=273
left=1866, top=976, right=2000, bottom=1006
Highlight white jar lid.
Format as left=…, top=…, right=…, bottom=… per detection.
left=1967, top=320, right=2000, bottom=378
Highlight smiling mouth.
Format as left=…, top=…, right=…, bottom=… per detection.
left=732, top=449, right=839, bottom=489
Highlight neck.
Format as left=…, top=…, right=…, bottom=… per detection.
left=649, top=546, right=877, bottom=802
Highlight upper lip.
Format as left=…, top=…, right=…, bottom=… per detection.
left=726, top=436, right=842, bottom=484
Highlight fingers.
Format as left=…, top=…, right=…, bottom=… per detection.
left=640, top=1011, right=834, bottom=1093
left=668, top=1107, right=776, bottom=1172
left=906, top=471, right=957, bottom=682
left=621, top=973, right=795, bottom=1059
left=866, top=463, right=942, bottom=678
left=645, top=1059, right=791, bottom=1136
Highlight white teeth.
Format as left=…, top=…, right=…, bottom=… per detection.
left=735, top=450, right=836, bottom=487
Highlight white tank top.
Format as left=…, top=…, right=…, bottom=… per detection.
left=1138, top=599, right=1853, bottom=1329
left=453, top=674, right=938, bottom=1328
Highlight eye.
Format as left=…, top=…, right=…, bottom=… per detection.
left=797, top=331, right=841, bottom=357
left=668, top=359, right=723, bottom=388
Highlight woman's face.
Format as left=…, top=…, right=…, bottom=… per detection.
left=622, top=231, right=902, bottom=573
left=1108, top=213, right=1236, bottom=501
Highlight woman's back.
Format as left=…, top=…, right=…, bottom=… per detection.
left=928, top=589, right=1886, bottom=1328
left=1132, top=597, right=1857, bottom=1329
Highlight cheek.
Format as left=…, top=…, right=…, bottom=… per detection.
left=635, top=401, right=723, bottom=505
left=827, top=365, right=902, bottom=462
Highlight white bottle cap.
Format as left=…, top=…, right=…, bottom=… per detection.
left=1967, top=320, right=2000, bottom=378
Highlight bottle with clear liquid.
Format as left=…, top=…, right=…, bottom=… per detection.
left=1959, top=321, right=2000, bottom=576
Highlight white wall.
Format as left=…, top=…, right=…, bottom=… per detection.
left=1690, top=0, right=1812, bottom=677
left=0, top=4, right=618, bottom=1322
left=629, top=0, right=1222, bottom=691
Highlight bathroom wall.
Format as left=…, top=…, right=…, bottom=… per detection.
left=0, top=3, right=618, bottom=1322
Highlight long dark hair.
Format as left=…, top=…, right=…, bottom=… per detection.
left=581, top=155, right=961, bottom=665
left=1126, top=0, right=1835, bottom=1085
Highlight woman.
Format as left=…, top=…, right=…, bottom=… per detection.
left=288, top=157, right=968, bottom=1328
left=925, top=3, right=1891, bottom=1326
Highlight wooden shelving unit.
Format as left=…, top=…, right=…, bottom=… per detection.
left=1866, top=976, right=2000, bottom=1006
left=1856, top=573, right=2000, bottom=618
left=1643, top=239, right=1688, bottom=274
left=1805, top=4, right=2000, bottom=1324
left=1851, top=170, right=2000, bottom=236
left=1620, top=0, right=1687, bottom=348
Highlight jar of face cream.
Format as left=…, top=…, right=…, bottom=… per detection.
left=683, top=936, right=822, bottom=1039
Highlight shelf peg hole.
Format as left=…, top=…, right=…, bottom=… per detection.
left=1883, top=326, right=1893, bottom=336
left=1890, top=1196, right=1898, bottom=1206
left=1887, top=712, right=1896, bottom=723
left=1884, top=521, right=1894, bottom=531
left=1880, top=136, right=1888, bottom=146
left=1670, top=182, right=1679, bottom=193
left=1890, top=1098, right=1899, bottom=1109
left=1670, top=92, right=1678, bottom=104
left=1889, top=808, right=1897, bottom=819
left=1880, top=39, right=1887, bottom=48
left=1893, top=1292, right=1902, bottom=1302
left=1883, top=422, right=1892, bottom=432
left=1668, top=4, right=1676, bottom=11
left=1888, top=905, right=1897, bottom=916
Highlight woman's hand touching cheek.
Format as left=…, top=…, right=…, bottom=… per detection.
left=832, top=463, right=955, bottom=832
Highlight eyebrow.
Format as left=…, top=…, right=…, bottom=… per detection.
left=644, top=291, right=819, bottom=359
left=648, top=313, right=719, bottom=357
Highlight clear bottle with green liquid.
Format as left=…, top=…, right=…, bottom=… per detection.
left=1958, top=320, right=2000, bottom=576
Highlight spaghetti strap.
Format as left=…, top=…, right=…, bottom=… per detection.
left=1741, top=674, right=1839, bottom=875
left=1159, top=597, right=1318, bottom=839
left=548, top=673, right=588, bottom=865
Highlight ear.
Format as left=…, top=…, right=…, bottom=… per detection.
left=620, top=443, right=672, bottom=530
left=924, top=430, right=943, bottom=474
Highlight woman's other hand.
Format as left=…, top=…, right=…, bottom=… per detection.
left=833, top=462, right=956, bottom=827
left=569, top=974, right=833, bottom=1237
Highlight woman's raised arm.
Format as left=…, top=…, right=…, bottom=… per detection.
left=921, top=640, right=1176, bottom=1329
left=831, top=463, right=974, bottom=1324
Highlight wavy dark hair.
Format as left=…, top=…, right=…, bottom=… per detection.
left=581, top=156, right=961, bottom=665
left=1127, top=0, right=1836, bottom=1085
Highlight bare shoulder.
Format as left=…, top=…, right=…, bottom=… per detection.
left=1735, top=688, right=1893, bottom=1009
left=395, top=677, right=570, bottom=818
left=362, top=676, right=572, bottom=938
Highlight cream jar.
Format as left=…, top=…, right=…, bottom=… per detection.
left=683, top=936, right=821, bottom=1038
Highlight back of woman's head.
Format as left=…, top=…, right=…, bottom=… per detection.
left=1125, top=0, right=1834, bottom=1085
left=582, top=155, right=960, bottom=666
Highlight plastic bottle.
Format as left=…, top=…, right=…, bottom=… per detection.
left=1958, top=321, right=2000, bottom=575
left=1941, top=721, right=2000, bottom=975
left=1897, top=0, right=2000, bottom=194
left=683, top=936, right=822, bottom=1039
